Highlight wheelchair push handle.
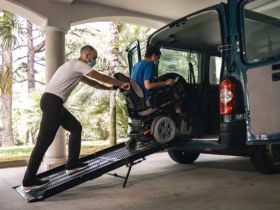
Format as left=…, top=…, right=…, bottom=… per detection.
left=113, top=82, right=130, bottom=91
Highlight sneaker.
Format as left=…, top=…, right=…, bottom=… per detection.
left=66, top=162, right=89, bottom=175
left=22, top=178, right=49, bottom=191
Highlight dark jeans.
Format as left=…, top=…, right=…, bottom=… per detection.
left=23, top=93, right=82, bottom=181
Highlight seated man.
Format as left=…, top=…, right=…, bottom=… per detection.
left=131, top=46, right=174, bottom=100
left=131, top=46, right=179, bottom=112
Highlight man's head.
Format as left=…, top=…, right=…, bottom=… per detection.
left=80, top=45, right=98, bottom=67
left=144, top=46, right=161, bottom=63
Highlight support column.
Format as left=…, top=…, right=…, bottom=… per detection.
left=42, top=26, right=67, bottom=169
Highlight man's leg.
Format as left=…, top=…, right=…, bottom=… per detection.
left=22, top=94, right=63, bottom=188
left=60, top=108, right=86, bottom=173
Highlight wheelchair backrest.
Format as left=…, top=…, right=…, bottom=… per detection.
left=125, top=80, right=146, bottom=112
left=114, top=72, right=151, bottom=115
left=114, top=72, right=147, bottom=114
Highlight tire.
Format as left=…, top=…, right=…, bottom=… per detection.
left=151, top=116, right=176, bottom=143
left=168, top=149, right=200, bottom=164
left=250, top=144, right=280, bottom=174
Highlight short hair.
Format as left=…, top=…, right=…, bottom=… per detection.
left=80, top=45, right=96, bottom=54
left=145, top=46, right=161, bottom=57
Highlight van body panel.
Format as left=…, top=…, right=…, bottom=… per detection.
left=247, top=65, right=280, bottom=135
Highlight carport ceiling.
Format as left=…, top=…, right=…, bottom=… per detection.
left=1, top=0, right=229, bottom=29
left=53, top=0, right=226, bottom=20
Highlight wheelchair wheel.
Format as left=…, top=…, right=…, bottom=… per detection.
left=151, top=116, right=176, bottom=143
left=125, top=138, right=137, bottom=152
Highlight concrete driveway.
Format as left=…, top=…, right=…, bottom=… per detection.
left=0, top=152, right=280, bottom=210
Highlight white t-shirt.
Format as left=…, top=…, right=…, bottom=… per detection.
left=45, top=59, right=92, bottom=102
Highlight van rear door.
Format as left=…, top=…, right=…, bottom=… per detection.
left=238, top=0, right=280, bottom=144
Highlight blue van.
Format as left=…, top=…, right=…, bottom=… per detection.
left=127, top=0, right=280, bottom=174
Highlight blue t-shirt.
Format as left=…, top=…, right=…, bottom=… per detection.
left=131, top=60, right=154, bottom=100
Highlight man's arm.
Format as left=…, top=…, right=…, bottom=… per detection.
left=86, top=70, right=123, bottom=86
left=80, top=76, right=112, bottom=90
left=144, top=79, right=174, bottom=90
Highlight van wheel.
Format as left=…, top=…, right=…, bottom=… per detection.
left=168, top=149, right=200, bottom=164
left=250, top=144, right=280, bottom=174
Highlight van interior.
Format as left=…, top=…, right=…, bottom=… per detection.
left=149, top=10, right=223, bottom=138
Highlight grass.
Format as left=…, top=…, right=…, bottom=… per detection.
left=0, top=140, right=123, bottom=162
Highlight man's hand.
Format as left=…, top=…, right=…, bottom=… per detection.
left=120, top=82, right=130, bottom=90
left=164, top=79, right=175, bottom=86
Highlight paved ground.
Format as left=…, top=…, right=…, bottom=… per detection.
left=0, top=152, right=280, bottom=210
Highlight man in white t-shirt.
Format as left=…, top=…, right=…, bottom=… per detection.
left=22, top=45, right=130, bottom=190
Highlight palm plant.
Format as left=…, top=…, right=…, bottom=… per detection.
left=0, top=11, right=24, bottom=50
left=0, top=10, right=24, bottom=147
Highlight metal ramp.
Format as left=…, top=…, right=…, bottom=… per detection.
left=14, top=141, right=165, bottom=202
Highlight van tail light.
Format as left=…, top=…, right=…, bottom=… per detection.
left=220, top=79, right=236, bottom=115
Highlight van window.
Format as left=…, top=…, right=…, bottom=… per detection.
left=243, top=0, right=280, bottom=61
left=158, top=48, right=199, bottom=84
left=209, top=56, right=222, bottom=85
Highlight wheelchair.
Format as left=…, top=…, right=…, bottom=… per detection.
left=114, top=73, right=189, bottom=151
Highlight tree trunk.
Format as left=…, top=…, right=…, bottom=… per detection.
left=109, top=91, right=117, bottom=146
left=27, top=21, right=35, bottom=93
left=26, top=21, right=45, bottom=94
left=108, top=22, right=120, bottom=146
left=0, top=51, right=14, bottom=147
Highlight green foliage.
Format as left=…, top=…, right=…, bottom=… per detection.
left=0, top=11, right=22, bottom=96
left=92, top=119, right=110, bottom=140
left=0, top=145, right=33, bottom=159
left=0, top=142, right=109, bottom=161
left=158, top=48, right=199, bottom=83
left=0, top=11, right=24, bottom=51
left=67, top=83, right=110, bottom=141
left=13, top=91, right=42, bottom=145
left=116, top=93, right=128, bottom=138
left=110, top=23, right=154, bottom=75
left=65, top=26, right=99, bottom=61
left=13, top=62, right=27, bottom=83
